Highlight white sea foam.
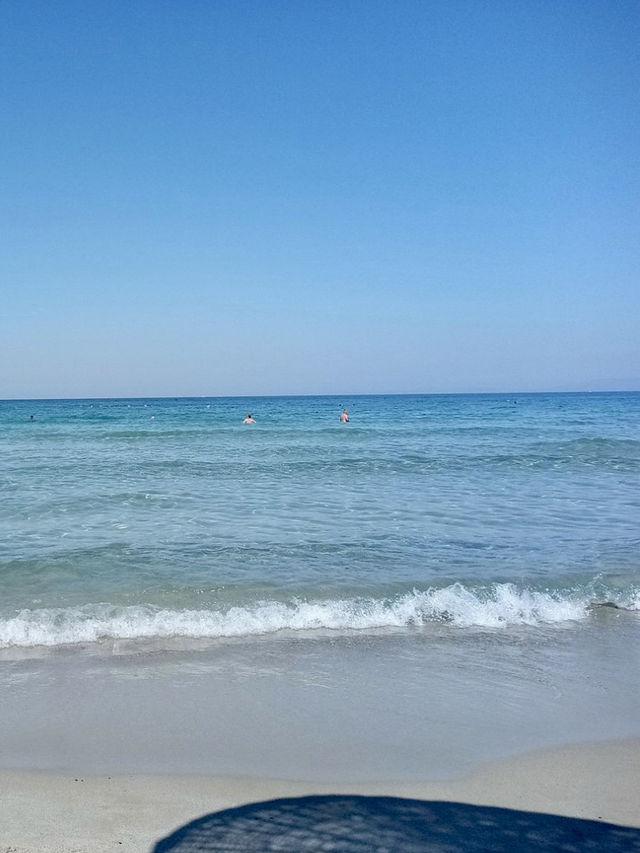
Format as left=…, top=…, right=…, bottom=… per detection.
left=617, top=588, right=640, bottom=610
left=0, top=583, right=599, bottom=649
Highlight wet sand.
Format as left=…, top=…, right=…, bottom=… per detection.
left=2, top=738, right=639, bottom=852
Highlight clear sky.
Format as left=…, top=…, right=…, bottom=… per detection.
left=2, top=0, right=639, bottom=398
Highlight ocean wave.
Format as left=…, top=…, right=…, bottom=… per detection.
left=2, top=582, right=637, bottom=650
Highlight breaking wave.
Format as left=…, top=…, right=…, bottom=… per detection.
left=1, top=582, right=638, bottom=650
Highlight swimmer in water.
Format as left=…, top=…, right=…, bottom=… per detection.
left=339, top=409, right=349, bottom=423
left=243, top=413, right=256, bottom=424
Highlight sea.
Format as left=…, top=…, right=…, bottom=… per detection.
left=1, top=392, right=639, bottom=780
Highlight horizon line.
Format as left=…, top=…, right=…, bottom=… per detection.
left=2, top=388, right=639, bottom=403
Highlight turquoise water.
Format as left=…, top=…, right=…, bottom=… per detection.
left=1, top=392, right=639, bottom=650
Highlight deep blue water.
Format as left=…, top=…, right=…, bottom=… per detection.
left=1, top=392, right=639, bottom=650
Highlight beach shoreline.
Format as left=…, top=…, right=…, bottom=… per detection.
left=2, top=737, right=639, bottom=852
left=3, top=395, right=639, bottom=851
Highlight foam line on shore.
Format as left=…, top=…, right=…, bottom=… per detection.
left=2, top=581, right=639, bottom=649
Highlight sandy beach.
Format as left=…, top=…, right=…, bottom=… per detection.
left=2, top=738, right=639, bottom=852
left=2, top=608, right=639, bottom=851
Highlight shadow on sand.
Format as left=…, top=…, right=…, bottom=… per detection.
left=152, top=794, right=640, bottom=852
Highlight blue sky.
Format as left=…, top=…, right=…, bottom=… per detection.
left=2, top=0, right=639, bottom=398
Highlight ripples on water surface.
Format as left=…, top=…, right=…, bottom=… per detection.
left=1, top=392, right=639, bottom=651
